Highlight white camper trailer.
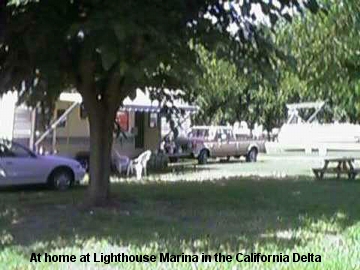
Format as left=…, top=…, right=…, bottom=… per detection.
left=0, top=91, right=36, bottom=148
left=0, top=89, right=197, bottom=169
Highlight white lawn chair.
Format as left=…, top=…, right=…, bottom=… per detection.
left=113, top=150, right=130, bottom=175
left=127, top=150, right=152, bottom=180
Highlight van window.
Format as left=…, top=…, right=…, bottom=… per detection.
left=191, top=129, right=209, bottom=138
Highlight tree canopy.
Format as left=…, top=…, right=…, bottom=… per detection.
left=193, top=37, right=290, bottom=134
left=0, top=0, right=319, bottom=205
left=193, top=1, right=360, bottom=136
left=276, top=0, right=360, bottom=122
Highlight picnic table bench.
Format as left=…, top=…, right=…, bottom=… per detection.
left=313, top=157, right=360, bottom=180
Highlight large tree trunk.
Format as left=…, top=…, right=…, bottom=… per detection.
left=86, top=104, right=116, bottom=206
left=76, top=59, right=125, bottom=206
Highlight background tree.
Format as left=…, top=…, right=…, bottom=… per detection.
left=193, top=38, right=292, bottom=134
left=175, top=0, right=360, bottom=137
left=275, top=0, right=360, bottom=122
left=0, top=0, right=318, bottom=205
left=193, top=45, right=243, bottom=125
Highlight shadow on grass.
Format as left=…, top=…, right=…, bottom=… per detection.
left=0, top=176, right=360, bottom=254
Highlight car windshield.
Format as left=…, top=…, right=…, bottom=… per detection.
left=190, top=128, right=217, bottom=140
left=191, top=129, right=209, bottom=138
left=0, top=141, right=35, bottom=158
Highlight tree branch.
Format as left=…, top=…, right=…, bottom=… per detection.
left=76, top=58, right=97, bottom=113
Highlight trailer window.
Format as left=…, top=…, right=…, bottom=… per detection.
left=149, top=113, right=158, bottom=128
left=79, top=103, right=88, bottom=119
left=56, top=109, right=67, bottom=128
left=116, top=111, right=129, bottom=132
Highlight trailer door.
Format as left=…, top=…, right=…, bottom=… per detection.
left=135, top=112, right=145, bottom=149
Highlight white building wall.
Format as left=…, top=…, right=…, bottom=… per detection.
left=0, top=91, right=18, bottom=140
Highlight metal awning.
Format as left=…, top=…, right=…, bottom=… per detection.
left=59, top=89, right=198, bottom=113
left=122, top=104, right=198, bottom=113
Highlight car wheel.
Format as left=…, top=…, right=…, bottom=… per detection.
left=198, top=150, right=208, bottom=165
left=50, top=169, right=73, bottom=191
left=246, top=148, right=258, bottom=162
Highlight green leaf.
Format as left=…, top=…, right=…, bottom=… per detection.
left=100, top=44, right=117, bottom=71
left=113, top=23, right=126, bottom=42
left=306, top=0, right=320, bottom=13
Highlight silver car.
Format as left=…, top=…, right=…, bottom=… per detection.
left=0, top=139, right=85, bottom=190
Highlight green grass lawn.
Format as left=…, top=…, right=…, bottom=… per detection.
left=1, top=156, right=360, bottom=269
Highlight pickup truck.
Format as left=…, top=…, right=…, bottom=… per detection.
left=189, top=126, right=262, bottom=164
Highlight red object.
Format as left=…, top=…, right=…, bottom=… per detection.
left=116, top=111, right=129, bottom=131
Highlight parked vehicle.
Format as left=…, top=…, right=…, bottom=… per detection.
left=189, top=126, right=261, bottom=164
left=0, top=90, right=197, bottom=172
left=0, top=139, right=85, bottom=190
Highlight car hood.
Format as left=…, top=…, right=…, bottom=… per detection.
left=37, top=155, right=79, bottom=166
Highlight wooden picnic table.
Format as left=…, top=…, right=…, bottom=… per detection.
left=313, top=157, right=360, bottom=180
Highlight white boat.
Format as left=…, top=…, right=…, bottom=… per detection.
left=265, top=102, right=360, bottom=155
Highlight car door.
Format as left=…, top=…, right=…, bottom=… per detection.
left=237, top=134, right=251, bottom=155
left=0, top=145, right=10, bottom=185
left=210, top=129, right=224, bottom=157
left=220, top=129, right=237, bottom=157
left=0, top=142, right=45, bottom=185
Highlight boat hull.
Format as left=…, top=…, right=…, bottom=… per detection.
left=267, top=123, right=360, bottom=155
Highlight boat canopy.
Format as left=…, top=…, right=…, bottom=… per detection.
left=286, top=101, right=325, bottom=110
left=286, top=101, right=325, bottom=124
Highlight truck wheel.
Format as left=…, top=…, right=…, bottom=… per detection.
left=246, top=148, right=258, bottom=162
left=198, top=150, right=208, bottom=165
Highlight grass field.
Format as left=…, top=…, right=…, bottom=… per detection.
left=1, top=155, right=360, bottom=269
